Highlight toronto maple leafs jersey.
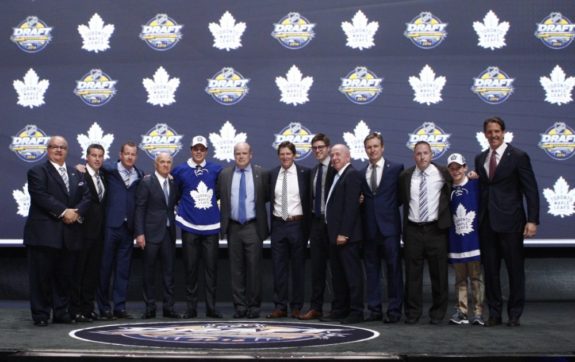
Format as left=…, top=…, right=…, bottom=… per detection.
left=172, top=160, right=222, bottom=235
left=448, top=178, right=481, bottom=264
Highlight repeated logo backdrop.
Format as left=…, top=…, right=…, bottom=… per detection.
left=1, top=0, right=574, bottom=245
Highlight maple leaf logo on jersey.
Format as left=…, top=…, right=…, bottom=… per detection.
left=453, top=204, right=476, bottom=236
left=143, top=66, right=180, bottom=107
left=191, top=181, right=214, bottom=210
left=341, top=10, right=379, bottom=50
left=473, top=10, right=509, bottom=50
left=209, top=11, right=246, bottom=51
left=275, top=65, right=313, bottom=106
left=540, top=65, right=575, bottom=106
left=343, top=120, right=371, bottom=161
left=408, top=65, right=446, bottom=105
left=13, top=183, right=30, bottom=217
left=77, top=122, right=114, bottom=160
left=476, top=132, right=514, bottom=151
left=78, top=13, right=115, bottom=53
left=543, top=177, right=575, bottom=218
left=209, top=121, right=247, bottom=162
left=13, top=68, right=49, bottom=108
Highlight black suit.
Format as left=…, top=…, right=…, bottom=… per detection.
left=269, top=164, right=311, bottom=312
left=399, top=163, right=452, bottom=322
left=325, top=164, right=364, bottom=318
left=134, top=174, right=177, bottom=314
left=24, top=161, right=91, bottom=323
left=475, top=144, right=539, bottom=321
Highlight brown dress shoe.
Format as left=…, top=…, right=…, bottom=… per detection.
left=298, top=309, right=322, bottom=320
left=291, top=309, right=301, bottom=319
left=266, top=309, right=287, bottom=318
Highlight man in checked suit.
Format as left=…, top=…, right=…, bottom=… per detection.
left=24, top=136, right=91, bottom=326
left=134, top=152, right=180, bottom=319
left=266, top=141, right=311, bottom=319
left=321, top=144, right=364, bottom=325
left=361, top=132, right=404, bottom=324
left=475, top=117, right=539, bottom=327
left=96, top=141, right=144, bottom=320
left=218, top=142, right=269, bottom=319
left=399, top=141, right=452, bottom=325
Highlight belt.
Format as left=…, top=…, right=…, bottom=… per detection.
left=273, top=215, right=304, bottom=222
left=408, top=220, right=438, bottom=227
left=230, top=219, right=256, bottom=226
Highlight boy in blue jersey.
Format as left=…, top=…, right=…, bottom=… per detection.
left=446, top=153, right=484, bottom=326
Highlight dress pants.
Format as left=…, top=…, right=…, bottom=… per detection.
left=308, top=216, right=331, bottom=312
left=329, top=241, right=364, bottom=317
left=142, top=230, right=176, bottom=313
left=181, top=231, right=219, bottom=313
left=70, top=237, right=103, bottom=317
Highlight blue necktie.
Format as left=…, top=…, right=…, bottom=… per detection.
left=314, top=164, right=323, bottom=216
left=238, top=169, right=246, bottom=224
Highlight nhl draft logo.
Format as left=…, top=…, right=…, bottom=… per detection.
left=77, top=122, right=114, bottom=160
left=538, top=122, right=575, bottom=160
left=13, top=183, right=30, bottom=218
left=74, top=69, right=117, bottom=107
left=11, top=16, right=53, bottom=53
left=343, top=120, right=371, bottom=162
left=13, top=68, right=49, bottom=109
left=272, top=122, right=314, bottom=161
left=404, top=12, right=447, bottom=49
left=140, top=14, right=183, bottom=51
left=78, top=13, right=115, bottom=53
left=139, top=124, right=184, bottom=160
left=205, top=67, right=250, bottom=106
left=540, top=65, right=575, bottom=106
left=275, top=65, right=313, bottom=106
left=408, top=65, right=446, bottom=105
left=543, top=177, right=575, bottom=218
left=341, top=10, right=379, bottom=51
left=471, top=66, right=514, bottom=104
left=271, top=12, right=315, bottom=49
left=9, top=124, right=50, bottom=162
left=473, top=10, right=510, bottom=50
left=339, top=66, right=383, bottom=105
left=406, top=122, right=451, bottom=160
left=535, top=12, right=575, bottom=50
left=209, top=121, right=247, bottom=162
left=209, top=11, right=246, bottom=51
left=143, top=66, right=180, bottom=107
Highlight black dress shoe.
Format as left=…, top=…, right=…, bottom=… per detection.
left=404, top=317, right=419, bottom=325
left=507, top=319, right=520, bottom=327
left=247, top=310, right=260, bottom=319
left=429, top=318, right=443, bottom=325
left=114, top=310, right=133, bottom=319
left=141, top=310, right=156, bottom=319
left=486, top=318, right=502, bottom=327
left=206, top=310, right=223, bottom=318
left=163, top=310, right=181, bottom=319
left=384, top=315, right=401, bottom=324
left=34, top=320, right=48, bottom=327
left=99, top=311, right=117, bottom=320
left=364, top=312, right=383, bottom=322
left=182, top=310, right=197, bottom=319
left=233, top=310, right=247, bottom=319
left=53, top=315, right=76, bottom=324
left=74, top=314, right=92, bottom=323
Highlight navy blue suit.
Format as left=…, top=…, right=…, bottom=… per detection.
left=361, top=159, right=404, bottom=320
left=268, top=164, right=311, bottom=312
left=96, top=162, right=144, bottom=315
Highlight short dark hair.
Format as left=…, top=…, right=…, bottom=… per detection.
left=120, top=141, right=137, bottom=153
left=311, top=133, right=330, bottom=147
left=277, top=141, right=296, bottom=155
left=364, top=132, right=383, bottom=147
left=483, top=116, right=506, bottom=132
left=414, top=140, right=431, bottom=152
left=86, top=143, right=105, bottom=157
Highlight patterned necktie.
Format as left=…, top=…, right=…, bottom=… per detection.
left=238, top=169, right=246, bottom=224
left=163, top=179, right=170, bottom=226
left=59, top=166, right=69, bottom=193
left=96, top=172, right=104, bottom=201
left=314, top=164, right=323, bottom=216
left=370, top=164, right=378, bottom=193
left=419, top=170, right=428, bottom=222
left=281, top=169, right=288, bottom=220
left=489, top=150, right=497, bottom=180
left=122, top=169, right=131, bottom=187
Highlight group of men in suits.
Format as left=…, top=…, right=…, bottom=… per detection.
left=24, top=116, right=539, bottom=327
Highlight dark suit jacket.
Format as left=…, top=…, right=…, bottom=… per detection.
left=269, top=164, right=311, bottom=238
left=218, top=164, right=269, bottom=241
left=82, top=170, right=106, bottom=241
left=310, top=161, right=337, bottom=215
left=325, top=164, right=363, bottom=244
left=399, top=162, right=452, bottom=230
left=134, top=174, right=177, bottom=243
left=475, top=144, right=540, bottom=232
left=23, top=160, right=91, bottom=250
left=101, top=162, right=144, bottom=232
left=361, top=159, right=404, bottom=239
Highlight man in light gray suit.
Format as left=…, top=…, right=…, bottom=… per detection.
left=218, top=142, right=269, bottom=319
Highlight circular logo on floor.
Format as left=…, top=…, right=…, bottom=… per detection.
left=70, top=321, right=378, bottom=349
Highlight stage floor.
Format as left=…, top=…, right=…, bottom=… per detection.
left=0, top=301, right=574, bottom=360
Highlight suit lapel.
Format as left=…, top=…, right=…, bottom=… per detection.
left=47, top=162, right=69, bottom=196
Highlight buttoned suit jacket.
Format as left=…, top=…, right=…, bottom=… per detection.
left=474, top=144, right=539, bottom=233
left=134, top=174, right=177, bottom=243
left=218, top=164, right=269, bottom=241
left=325, top=164, right=363, bottom=244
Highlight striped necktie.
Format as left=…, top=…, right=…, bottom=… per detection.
left=418, top=170, right=428, bottom=222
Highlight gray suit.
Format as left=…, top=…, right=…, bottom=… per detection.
left=218, top=164, right=269, bottom=315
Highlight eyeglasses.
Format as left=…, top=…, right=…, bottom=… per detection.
left=48, top=145, right=68, bottom=150
left=311, top=145, right=326, bottom=151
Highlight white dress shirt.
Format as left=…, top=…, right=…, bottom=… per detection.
left=484, top=143, right=507, bottom=178
left=408, top=164, right=444, bottom=223
left=366, top=157, right=385, bottom=190
left=273, top=163, right=303, bottom=218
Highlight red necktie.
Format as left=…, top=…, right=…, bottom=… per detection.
left=489, top=150, right=497, bottom=180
